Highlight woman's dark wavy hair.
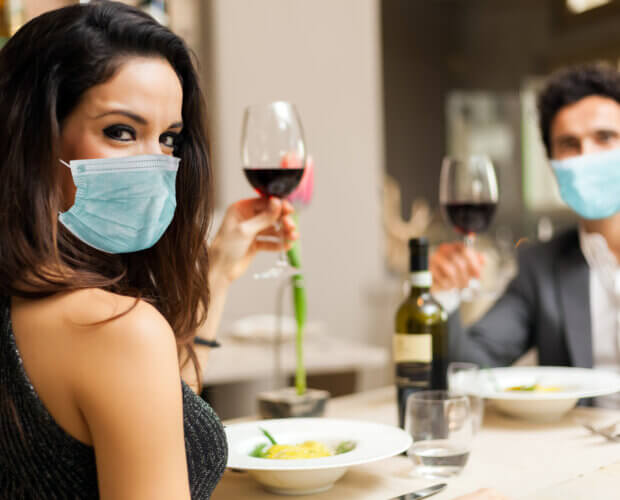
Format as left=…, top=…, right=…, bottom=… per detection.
left=538, top=63, right=620, bottom=157
left=0, top=2, right=212, bottom=381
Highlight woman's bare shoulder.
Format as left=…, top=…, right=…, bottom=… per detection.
left=10, top=289, right=181, bottom=446
left=60, top=289, right=177, bottom=364
left=14, top=289, right=178, bottom=386
left=50, top=290, right=189, bottom=497
left=57, top=288, right=163, bottom=326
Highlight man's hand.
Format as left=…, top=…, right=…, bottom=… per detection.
left=430, top=241, right=485, bottom=293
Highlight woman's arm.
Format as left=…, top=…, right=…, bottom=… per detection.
left=72, top=294, right=192, bottom=500
left=196, top=197, right=297, bottom=345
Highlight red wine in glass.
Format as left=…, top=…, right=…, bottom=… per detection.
left=439, top=155, right=499, bottom=299
left=442, top=201, right=498, bottom=236
left=243, top=167, right=305, bottom=198
left=241, top=101, right=307, bottom=279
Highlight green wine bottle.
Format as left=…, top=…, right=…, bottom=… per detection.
left=394, top=237, right=448, bottom=429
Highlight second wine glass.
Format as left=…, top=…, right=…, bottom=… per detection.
left=439, top=155, right=499, bottom=299
left=241, top=101, right=306, bottom=279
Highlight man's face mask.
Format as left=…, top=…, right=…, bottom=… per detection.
left=58, top=154, right=180, bottom=254
left=550, top=148, right=620, bottom=220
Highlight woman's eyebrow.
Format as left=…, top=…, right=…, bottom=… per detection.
left=93, top=110, right=182, bottom=130
left=94, top=109, right=147, bottom=124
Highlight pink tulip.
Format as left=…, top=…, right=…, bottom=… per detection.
left=287, top=155, right=314, bottom=207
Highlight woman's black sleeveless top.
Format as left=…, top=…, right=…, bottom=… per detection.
left=0, top=297, right=227, bottom=499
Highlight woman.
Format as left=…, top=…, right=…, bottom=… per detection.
left=0, top=2, right=295, bottom=498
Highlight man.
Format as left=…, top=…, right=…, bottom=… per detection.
left=431, top=64, right=620, bottom=405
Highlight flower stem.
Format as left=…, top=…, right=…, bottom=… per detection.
left=287, top=214, right=306, bottom=396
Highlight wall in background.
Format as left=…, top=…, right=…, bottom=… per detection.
left=382, top=0, right=620, bottom=240
left=381, top=0, right=446, bottom=214
left=201, top=0, right=388, bottom=364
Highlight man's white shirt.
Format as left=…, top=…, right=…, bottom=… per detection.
left=580, top=227, right=620, bottom=408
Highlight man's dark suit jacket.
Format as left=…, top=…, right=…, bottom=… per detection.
left=448, top=227, right=593, bottom=368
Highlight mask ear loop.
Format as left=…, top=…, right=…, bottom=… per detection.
left=57, top=159, right=74, bottom=216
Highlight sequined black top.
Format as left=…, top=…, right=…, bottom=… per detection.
left=0, top=297, right=228, bottom=499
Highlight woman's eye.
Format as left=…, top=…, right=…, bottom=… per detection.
left=103, top=125, right=135, bottom=142
left=596, top=130, right=618, bottom=143
left=160, top=132, right=180, bottom=149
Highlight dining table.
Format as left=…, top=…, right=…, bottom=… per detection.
left=211, top=386, right=620, bottom=500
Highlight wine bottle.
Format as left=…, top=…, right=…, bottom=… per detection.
left=394, top=237, right=448, bottom=429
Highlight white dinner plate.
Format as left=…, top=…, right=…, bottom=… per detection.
left=456, top=366, right=620, bottom=421
left=228, top=314, right=324, bottom=343
left=225, top=418, right=412, bottom=495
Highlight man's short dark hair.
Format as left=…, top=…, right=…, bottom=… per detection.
left=537, top=63, right=620, bottom=157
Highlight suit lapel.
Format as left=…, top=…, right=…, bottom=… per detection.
left=556, top=239, right=592, bottom=368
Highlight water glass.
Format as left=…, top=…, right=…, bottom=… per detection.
left=447, top=362, right=485, bottom=433
left=405, top=390, right=473, bottom=478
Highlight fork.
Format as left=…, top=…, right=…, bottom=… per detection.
left=580, top=420, right=620, bottom=442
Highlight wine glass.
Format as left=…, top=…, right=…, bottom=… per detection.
left=241, top=101, right=306, bottom=279
left=439, top=155, right=498, bottom=299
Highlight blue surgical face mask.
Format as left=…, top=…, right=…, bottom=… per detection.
left=58, top=154, right=180, bottom=254
left=550, top=148, right=620, bottom=220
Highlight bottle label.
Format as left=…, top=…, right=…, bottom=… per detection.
left=410, top=271, right=432, bottom=288
left=393, top=334, right=432, bottom=363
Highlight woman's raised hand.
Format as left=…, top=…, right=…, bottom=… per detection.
left=209, top=197, right=298, bottom=284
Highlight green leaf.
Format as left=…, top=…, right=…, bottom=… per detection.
left=249, top=443, right=269, bottom=458
left=260, top=427, right=277, bottom=445
left=335, top=441, right=356, bottom=455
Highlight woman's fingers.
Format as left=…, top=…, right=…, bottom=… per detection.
left=254, top=239, right=294, bottom=253
left=281, top=199, right=295, bottom=215
left=281, top=214, right=297, bottom=233
left=239, top=198, right=282, bottom=236
left=257, top=223, right=298, bottom=241
left=237, top=199, right=298, bottom=240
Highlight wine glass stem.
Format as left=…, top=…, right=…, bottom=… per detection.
left=274, top=220, right=288, bottom=267
left=464, top=233, right=476, bottom=248
left=462, top=233, right=480, bottom=299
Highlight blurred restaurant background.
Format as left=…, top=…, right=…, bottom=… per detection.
left=5, top=0, right=620, bottom=417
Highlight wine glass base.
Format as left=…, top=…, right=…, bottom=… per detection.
left=253, top=268, right=284, bottom=280
left=253, top=266, right=303, bottom=280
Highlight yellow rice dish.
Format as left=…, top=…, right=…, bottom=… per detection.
left=506, top=384, right=561, bottom=392
left=264, top=441, right=333, bottom=460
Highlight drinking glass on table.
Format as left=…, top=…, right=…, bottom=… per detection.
left=405, top=390, right=473, bottom=478
left=439, top=155, right=499, bottom=300
left=241, top=101, right=306, bottom=279
left=448, top=362, right=485, bottom=434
